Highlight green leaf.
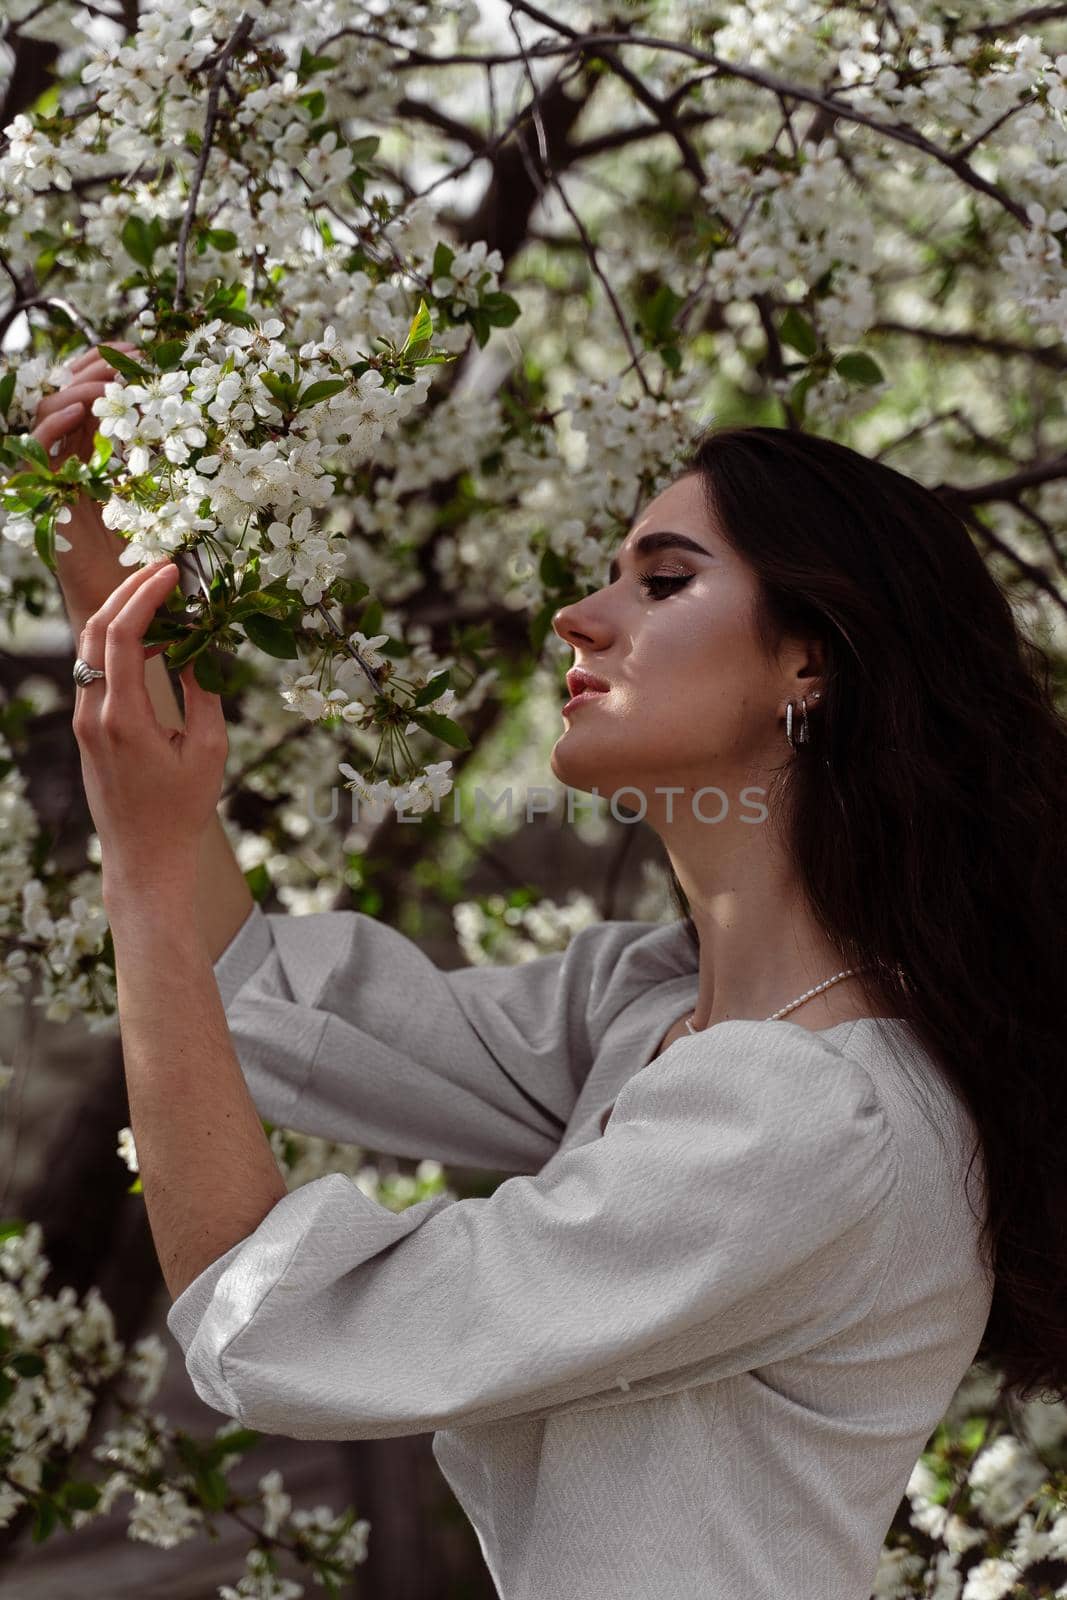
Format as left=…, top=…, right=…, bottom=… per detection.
left=230, top=590, right=292, bottom=620
left=237, top=560, right=261, bottom=595
left=402, top=298, right=433, bottom=356
left=0, top=1372, right=14, bottom=1409
left=210, top=1426, right=263, bottom=1460
left=59, top=1481, right=100, bottom=1511
left=31, top=1496, right=57, bottom=1543
left=204, top=228, right=238, bottom=252
left=780, top=307, right=817, bottom=359
left=244, top=862, right=270, bottom=902
left=152, top=339, right=186, bottom=371
left=335, top=576, right=369, bottom=605
left=164, top=629, right=213, bottom=670
left=431, top=241, right=455, bottom=279
left=0, top=371, right=15, bottom=417
left=195, top=1466, right=229, bottom=1511
left=348, top=135, right=380, bottom=164
left=215, top=307, right=257, bottom=329
left=242, top=613, right=300, bottom=659
left=526, top=597, right=557, bottom=654
left=9, top=1352, right=44, bottom=1377
left=298, top=44, right=340, bottom=78
left=143, top=615, right=191, bottom=646
left=637, top=283, right=682, bottom=343
left=358, top=598, right=383, bottom=638
left=482, top=291, right=520, bottom=328
left=538, top=547, right=570, bottom=588
left=34, top=517, right=56, bottom=574
left=12, top=434, right=50, bottom=470
left=470, top=309, right=491, bottom=348
left=88, top=431, right=113, bottom=472
left=296, top=378, right=347, bottom=410
left=97, top=345, right=151, bottom=381
left=120, top=215, right=159, bottom=271
left=0, top=1220, right=25, bottom=1242
left=258, top=371, right=299, bottom=409
left=413, top=669, right=451, bottom=707
left=409, top=710, right=471, bottom=750
left=786, top=370, right=818, bottom=426
left=834, top=351, right=885, bottom=386
left=193, top=649, right=227, bottom=692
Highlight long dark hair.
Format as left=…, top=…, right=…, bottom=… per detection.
left=664, top=423, right=1067, bottom=1406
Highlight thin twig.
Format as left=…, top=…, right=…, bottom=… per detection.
left=311, top=600, right=384, bottom=696
left=971, top=4, right=1067, bottom=35
left=505, top=9, right=655, bottom=397
left=174, top=12, right=256, bottom=310
left=506, top=4, right=1032, bottom=227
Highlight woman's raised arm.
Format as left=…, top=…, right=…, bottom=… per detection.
left=37, top=345, right=256, bottom=965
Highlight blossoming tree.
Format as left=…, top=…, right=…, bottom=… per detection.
left=0, top=0, right=1066, bottom=1593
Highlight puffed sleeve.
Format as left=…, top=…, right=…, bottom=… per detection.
left=166, top=1020, right=901, bottom=1441
left=213, top=899, right=667, bottom=1174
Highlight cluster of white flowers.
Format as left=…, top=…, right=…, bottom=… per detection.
left=0, top=1220, right=131, bottom=1528
left=0, top=0, right=528, bottom=836
left=0, top=727, right=116, bottom=1026
left=453, top=889, right=601, bottom=967
left=431, top=240, right=505, bottom=318
left=0, top=1171, right=428, bottom=1580
left=866, top=1362, right=1067, bottom=1597
left=87, top=316, right=413, bottom=569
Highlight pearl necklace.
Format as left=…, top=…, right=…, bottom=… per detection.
left=684, top=965, right=873, bottom=1032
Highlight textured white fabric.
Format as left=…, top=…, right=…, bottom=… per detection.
left=166, top=900, right=994, bottom=1599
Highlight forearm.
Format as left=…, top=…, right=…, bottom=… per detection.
left=104, top=877, right=288, bottom=1301
left=64, top=592, right=256, bottom=965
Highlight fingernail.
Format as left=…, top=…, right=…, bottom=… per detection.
left=61, top=403, right=82, bottom=415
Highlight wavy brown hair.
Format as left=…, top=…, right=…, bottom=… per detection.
left=663, top=423, right=1067, bottom=1406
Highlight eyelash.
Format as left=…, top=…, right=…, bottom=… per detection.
left=637, top=570, right=695, bottom=600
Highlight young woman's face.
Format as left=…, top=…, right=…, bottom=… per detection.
left=549, top=472, right=791, bottom=818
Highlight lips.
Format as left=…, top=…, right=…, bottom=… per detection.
left=565, top=668, right=610, bottom=698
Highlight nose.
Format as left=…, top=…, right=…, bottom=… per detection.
left=552, top=593, right=609, bottom=649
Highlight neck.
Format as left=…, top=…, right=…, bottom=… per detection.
left=667, top=845, right=877, bottom=1030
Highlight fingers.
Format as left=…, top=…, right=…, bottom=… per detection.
left=34, top=402, right=86, bottom=452
left=36, top=373, right=115, bottom=425
left=75, top=559, right=180, bottom=733
left=102, top=561, right=183, bottom=727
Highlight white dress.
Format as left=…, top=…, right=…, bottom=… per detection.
left=166, top=901, right=994, bottom=1600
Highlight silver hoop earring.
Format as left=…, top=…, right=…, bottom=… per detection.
left=786, top=690, right=820, bottom=751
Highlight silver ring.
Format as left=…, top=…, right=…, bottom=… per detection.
left=73, top=656, right=106, bottom=686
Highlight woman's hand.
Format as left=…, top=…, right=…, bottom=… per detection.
left=32, top=342, right=142, bottom=617
left=73, top=559, right=229, bottom=901
left=33, top=341, right=139, bottom=468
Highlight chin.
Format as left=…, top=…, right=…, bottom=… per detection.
left=549, top=734, right=642, bottom=807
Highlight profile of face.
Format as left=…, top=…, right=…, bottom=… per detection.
left=549, top=471, right=816, bottom=829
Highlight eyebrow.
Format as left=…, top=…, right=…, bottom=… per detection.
left=608, top=530, right=714, bottom=587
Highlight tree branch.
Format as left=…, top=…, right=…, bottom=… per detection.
left=504, top=10, right=655, bottom=396
left=507, top=4, right=1033, bottom=227
left=869, top=320, right=1067, bottom=372
left=174, top=12, right=256, bottom=310
left=971, top=4, right=1067, bottom=35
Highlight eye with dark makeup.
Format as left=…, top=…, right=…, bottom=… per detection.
left=637, top=569, right=695, bottom=599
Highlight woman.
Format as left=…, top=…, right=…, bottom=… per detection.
left=35, top=356, right=1067, bottom=1600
